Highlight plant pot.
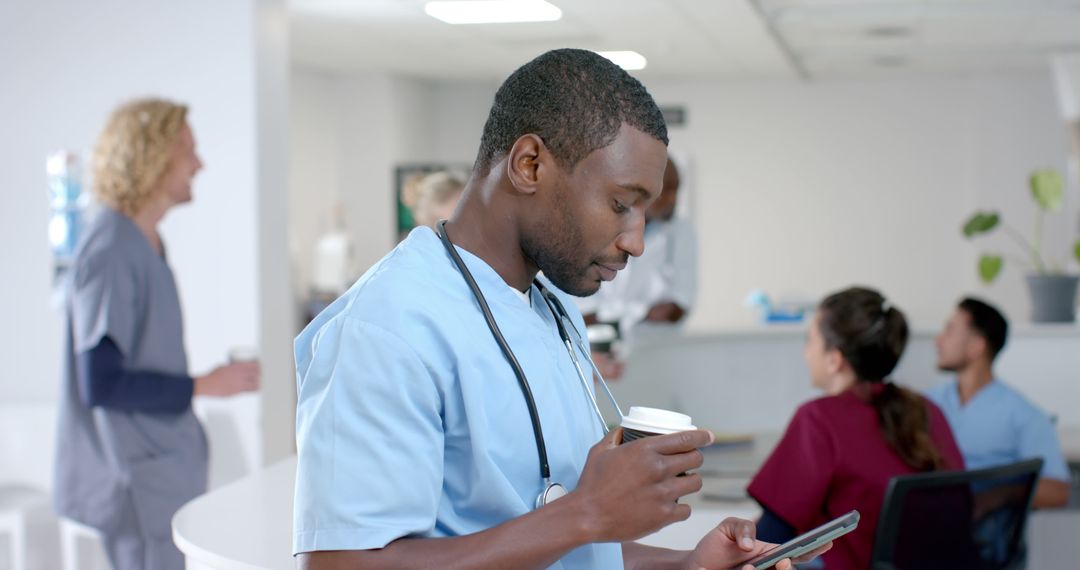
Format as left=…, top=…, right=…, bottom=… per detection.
left=1025, top=274, right=1080, bottom=323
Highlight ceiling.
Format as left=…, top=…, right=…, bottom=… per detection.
left=289, top=0, right=1080, bottom=81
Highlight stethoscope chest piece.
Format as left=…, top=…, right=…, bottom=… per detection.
left=436, top=220, right=621, bottom=512
left=536, top=480, right=568, bottom=509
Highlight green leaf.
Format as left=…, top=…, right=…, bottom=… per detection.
left=1030, top=169, right=1064, bottom=212
left=962, top=211, right=1000, bottom=238
left=978, top=254, right=1003, bottom=283
left=1074, top=239, right=1080, bottom=265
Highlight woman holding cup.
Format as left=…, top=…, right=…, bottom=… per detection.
left=53, top=98, right=260, bottom=570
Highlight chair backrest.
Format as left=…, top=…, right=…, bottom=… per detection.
left=870, top=458, right=1043, bottom=570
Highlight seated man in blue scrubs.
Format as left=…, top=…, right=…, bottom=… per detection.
left=293, top=49, right=827, bottom=570
left=926, top=297, right=1071, bottom=509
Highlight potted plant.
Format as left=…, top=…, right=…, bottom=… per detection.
left=963, top=169, right=1080, bottom=323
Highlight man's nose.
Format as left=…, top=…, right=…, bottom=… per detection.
left=615, top=217, right=646, bottom=258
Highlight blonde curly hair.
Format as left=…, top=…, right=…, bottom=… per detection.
left=402, top=171, right=465, bottom=228
left=92, top=98, right=188, bottom=216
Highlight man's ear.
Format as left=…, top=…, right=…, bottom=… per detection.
left=968, top=335, right=989, bottom=362
left=505, top=134, right=552, bottom=196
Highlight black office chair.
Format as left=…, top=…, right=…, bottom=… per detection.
left=870, top=458, right=1043, bottom=570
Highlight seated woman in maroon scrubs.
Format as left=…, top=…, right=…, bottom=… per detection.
left=747, top=287, right=964, bottom=570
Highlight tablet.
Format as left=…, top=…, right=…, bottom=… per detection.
left=730, top=510, right=860, bottom=570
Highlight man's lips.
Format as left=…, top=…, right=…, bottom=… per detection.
left=594, top=262, right=626, bottom=281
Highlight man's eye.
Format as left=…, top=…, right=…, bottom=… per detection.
left=613, top=201, right=629, bottom=214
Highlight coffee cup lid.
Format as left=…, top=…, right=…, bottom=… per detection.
left=587, top=324, right=618, bottom=344
left=620, top=406, right=695, bottom=435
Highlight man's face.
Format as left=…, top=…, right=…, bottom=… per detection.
left=522, top=123, right=668, bottom=297
left=160, top=122, right=203, bottom=206
left=935, top=309, right=982, bottom=371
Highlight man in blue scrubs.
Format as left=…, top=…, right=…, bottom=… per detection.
left=927, top=297, right=1071, bottom=509
left=293, top=49, right=825, bottom=569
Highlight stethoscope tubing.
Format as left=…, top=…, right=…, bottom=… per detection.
left=437, top=221, right=553, bottom=481
left=537, top=289, right=624, bottom=422
left=436, top=221, right=624, bottom=486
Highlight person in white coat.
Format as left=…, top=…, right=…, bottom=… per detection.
left=576, top=157, right=698, bottom=376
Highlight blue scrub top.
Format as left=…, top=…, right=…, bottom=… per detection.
left=293, top=227, right=621, bottom=569
left=54, top=206, right=207, bottom=540
left=925, top=379, right=1069, bottom=482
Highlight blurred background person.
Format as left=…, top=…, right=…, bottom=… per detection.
left=748, top=287, right=965, bottom=570
left=928, top=297, right=1071, bottom=509
left=576, top=156, right=697, bottom=378
left=401, top=170, right=465, bottom=229
left=53, top=98, right=261, bottom=570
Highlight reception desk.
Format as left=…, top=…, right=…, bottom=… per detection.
left=610, top=325, right=1080, bottom=434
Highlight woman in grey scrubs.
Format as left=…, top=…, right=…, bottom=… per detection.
left=53, top=98, right=260, bottom=570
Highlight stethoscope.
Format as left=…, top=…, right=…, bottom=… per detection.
left=436, top=220, right=623, bottom=509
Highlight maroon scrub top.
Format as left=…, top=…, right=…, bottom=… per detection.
left=747, top=387, right=964, bottom=570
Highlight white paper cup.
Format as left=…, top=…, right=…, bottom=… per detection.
left=620, top=406, right=696, bottom=443
left=228, top=346, right=259, bottom=364
left=587, top=323, right=619, bottom=353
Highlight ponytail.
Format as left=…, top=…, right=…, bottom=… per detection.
left=818, top=287, right=946, bottom=472
left=872, top=383, right=945, bottom=472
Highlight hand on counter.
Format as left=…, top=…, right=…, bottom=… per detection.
left=645, top=302, right=686, bottom=323
left=591, top=351, right=625, bottom=380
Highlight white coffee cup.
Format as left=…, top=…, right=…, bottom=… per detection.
left=228, top=346, right=259, bottom=364
left=620, top=406, right=696, bottom=443
left=587, top=323, right=619, bottom=353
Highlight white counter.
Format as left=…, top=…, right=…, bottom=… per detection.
left=172, top=456, right=296, bottom=570
left=173, top=429, right=1080, bottom=569
left=169, top=441, right=771, bottom=569
left=611, top=325, right=1080, bottom=433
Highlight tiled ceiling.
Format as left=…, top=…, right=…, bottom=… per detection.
left=289, top=0, right=1080, bottom=80
left=758, top=0, right=1080, bottom=79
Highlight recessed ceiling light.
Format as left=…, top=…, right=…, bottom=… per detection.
left=424, top=0, right=562, bottom=24
left=597, top=51, right=647, bottom=71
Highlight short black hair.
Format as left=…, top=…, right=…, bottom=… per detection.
left=958, top=297, right=1009, bottom=360
left=473, top=48, right=668, bottom=175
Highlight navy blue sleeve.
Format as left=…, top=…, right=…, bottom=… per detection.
left=756, top=505, right=797, bottom=544
left=76, top=336, right=194, bottom=413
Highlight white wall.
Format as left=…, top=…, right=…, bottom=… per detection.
left=290, top=67, right=343, bottom=300
left=1, top=0, right=258, bottom=397
left=254, top=0, right=296, bottom=466
left=0, top=0, right=291, bottom=488
left=290, top=69, right=1075, bottom=331
left=652, top=73, right=1073, bottom=330
left=289, top=70, right=439, bottom=292
left=429, top=81, right=498, bottom=165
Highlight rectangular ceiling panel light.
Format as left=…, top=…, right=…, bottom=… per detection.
left=597, top=51, right=647, bottom=71
left=425, top=0, right=562, bottom=24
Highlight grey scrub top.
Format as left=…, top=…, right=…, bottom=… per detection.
left=54, top=206, right=208, bottom=538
